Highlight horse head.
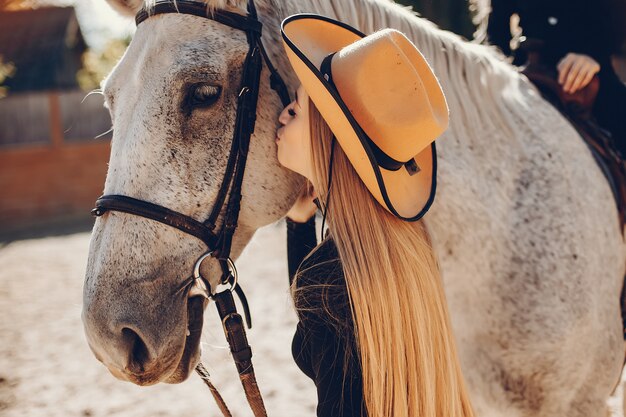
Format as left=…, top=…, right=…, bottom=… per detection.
left=82, top=0, right=301, bottom=385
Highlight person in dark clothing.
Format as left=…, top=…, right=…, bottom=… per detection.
left=276, top=14, right=476, bottom=417
left=486, top=0, right=626, bottom=156
left=286, top=214, right=366, bottom=416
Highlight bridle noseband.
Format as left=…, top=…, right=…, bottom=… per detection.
left=91, top=1, right=291, bottom=415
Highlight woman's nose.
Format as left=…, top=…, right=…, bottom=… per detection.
left=278, top=103, right=293, bottom=125
left=278, top=107, right=288, bottom=125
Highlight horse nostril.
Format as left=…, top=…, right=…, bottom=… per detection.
left=121, top=327, right=151, bottom=374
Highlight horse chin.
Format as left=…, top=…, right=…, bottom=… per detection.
left=165, top=295, right=207, bottom=383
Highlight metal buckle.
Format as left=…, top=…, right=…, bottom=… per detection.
left=192, top=251, right=238, bottom=299
left=221, top=312, right=239, bottom=329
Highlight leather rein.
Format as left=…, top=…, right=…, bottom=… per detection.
left=91, top=0, right=291, bottom=415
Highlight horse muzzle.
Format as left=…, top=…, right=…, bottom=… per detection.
left=82, top=287, right=207, bottom=386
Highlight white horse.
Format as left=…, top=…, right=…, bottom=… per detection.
left=82, top=0, right=626, bottom=415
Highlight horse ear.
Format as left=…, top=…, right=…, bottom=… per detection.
left=106, top=0, right=144, bottom=17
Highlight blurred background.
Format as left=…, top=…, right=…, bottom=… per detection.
left=0, top=1, right=625, bottom=416
left=0, top=0, right=477, bottom=239
left=0, top=0, right=624, bottom=238
left=0, top=0, right=132, bottom=239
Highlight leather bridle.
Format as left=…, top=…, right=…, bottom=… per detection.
left=91, top=0, right=291, bottom=415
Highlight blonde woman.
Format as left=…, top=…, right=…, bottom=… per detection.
left=276, top=14, right=475, bottom=417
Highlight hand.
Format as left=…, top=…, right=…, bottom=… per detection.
left=286, top=184, right=318, bottom=223
left=557, top=53, right=600, bottom=94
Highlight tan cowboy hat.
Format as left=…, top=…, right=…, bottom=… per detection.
left=280, top=14, right=449, bottom=221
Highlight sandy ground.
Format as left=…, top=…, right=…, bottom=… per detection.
left=1, top=220, right=625, bottom=417
left=0, top=221, right=316, bottom=417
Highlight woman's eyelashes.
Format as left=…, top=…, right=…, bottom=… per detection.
left=288, top=107, right=296, bottom=117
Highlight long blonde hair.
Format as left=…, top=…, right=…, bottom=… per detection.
left=292, top=98, right=475, bottom=417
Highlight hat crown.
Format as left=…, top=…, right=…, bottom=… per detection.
left=328, top=29, right=448, bottom=163
left=280, top=14, right=447, bottom=221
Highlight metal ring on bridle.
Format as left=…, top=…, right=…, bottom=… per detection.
left=193, top=251, right=238, bottom=296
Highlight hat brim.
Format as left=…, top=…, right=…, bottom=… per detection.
left=281, top=14, right=437, bottom=221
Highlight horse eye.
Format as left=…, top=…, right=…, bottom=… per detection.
left=188, top=83, right=221, bottom=108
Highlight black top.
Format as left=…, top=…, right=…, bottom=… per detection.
left=286, top=217, right=367, bottom=417
left=487, top=0, right=622, bottom=66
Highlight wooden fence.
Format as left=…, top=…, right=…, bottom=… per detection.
left=0, top=89, right=112, bottom=234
